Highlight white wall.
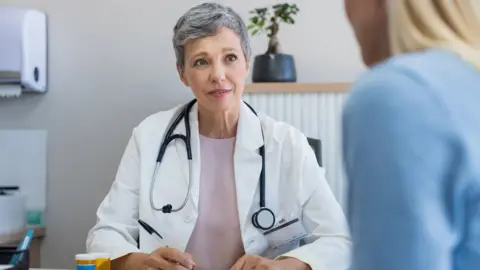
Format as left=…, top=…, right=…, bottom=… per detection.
left=0, top=0, right=364, bottom=268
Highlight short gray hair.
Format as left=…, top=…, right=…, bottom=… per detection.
left=173, top=2, right=252, bottom=68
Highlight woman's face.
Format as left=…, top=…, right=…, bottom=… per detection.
left=344, top=0, right=390, bottom=66
left=178, top=27, right=249, bottom=114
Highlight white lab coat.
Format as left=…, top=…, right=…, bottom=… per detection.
left=86, top=101, right=351, bottom=269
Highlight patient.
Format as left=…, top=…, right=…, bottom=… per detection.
left=342, top=0, right=480, bottom=269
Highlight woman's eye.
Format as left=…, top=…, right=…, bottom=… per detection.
left=194, top=59, right=207, bottom=66
left=226, top=54, right=237, bottom=62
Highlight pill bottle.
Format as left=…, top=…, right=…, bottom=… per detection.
left=76, top=254, right=95, bottom=270
left=91, top=252, right=111, bottom=270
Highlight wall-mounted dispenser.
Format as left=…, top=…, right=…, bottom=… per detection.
left=0, top=7, right=47, bottom=98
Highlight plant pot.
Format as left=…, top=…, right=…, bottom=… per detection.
left=252, top=53, right=297, bottom=83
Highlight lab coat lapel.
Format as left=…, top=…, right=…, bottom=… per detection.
left=234, top=102, right=264, bottom=231
left=174, top=102, right=201, bottom=213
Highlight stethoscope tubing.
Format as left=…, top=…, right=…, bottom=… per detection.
left=149, top=99, right=274, bottom=230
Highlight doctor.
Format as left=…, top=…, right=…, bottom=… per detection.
left=86, top=2, right=350, bottom=270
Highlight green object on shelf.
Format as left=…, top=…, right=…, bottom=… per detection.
left=27, top=210, right=44, bottom=225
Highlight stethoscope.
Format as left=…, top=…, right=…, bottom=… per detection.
left=149, top=99, right=276, bottom=231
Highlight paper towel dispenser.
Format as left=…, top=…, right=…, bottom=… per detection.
left=0, top=7, right=47, bottom=95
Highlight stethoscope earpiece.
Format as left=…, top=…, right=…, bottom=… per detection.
left=162, top=204, right=173, bottom=213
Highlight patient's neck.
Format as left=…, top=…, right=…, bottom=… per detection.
left=198, top=105, right=239, bottom=139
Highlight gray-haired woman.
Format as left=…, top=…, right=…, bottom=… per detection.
left=86, top=2, right=351, bottom=270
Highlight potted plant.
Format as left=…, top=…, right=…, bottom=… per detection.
left=247, top=3, right=299, bottom=83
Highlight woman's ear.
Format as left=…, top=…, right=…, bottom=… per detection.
left=245, top=56, right=251, bottom=73
left=177, top=64, right=189, bottom=87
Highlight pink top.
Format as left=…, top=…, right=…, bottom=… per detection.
left=185, top=135, right=245, bottom=269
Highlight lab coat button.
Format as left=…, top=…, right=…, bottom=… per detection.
left=184, top=216, right=193, bottom=223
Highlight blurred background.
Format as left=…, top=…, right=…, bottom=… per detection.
left=0, top=0, right=366, bottom=268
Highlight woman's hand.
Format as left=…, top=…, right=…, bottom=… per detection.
left=144, top=247, right=196, bottom=270
left=230, top=254, right=279, bottom=270
left=230, top=255, right=310, bottom=270
left=119, top=248, right=196, bottom=270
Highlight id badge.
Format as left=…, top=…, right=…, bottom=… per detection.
left=263, top=218, right=308, bottom=249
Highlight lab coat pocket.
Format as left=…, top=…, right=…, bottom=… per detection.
left=263, top=217, right=307, bottom=250
left=139, top=226, right=167, bottom=254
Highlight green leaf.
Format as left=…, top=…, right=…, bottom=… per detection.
left=259, top=19, right=265, bottom=27
left=249, top=2, right=300, bottom=34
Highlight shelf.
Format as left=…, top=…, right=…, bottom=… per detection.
left=0, top=225, right=46, bottom=245
left=244, top=82, right=351, bottom=93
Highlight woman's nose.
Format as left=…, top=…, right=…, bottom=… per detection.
left=209, top=63, right=226, bottom=83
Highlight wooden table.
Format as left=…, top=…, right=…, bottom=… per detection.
left=0, top=226, right=46, bottom=268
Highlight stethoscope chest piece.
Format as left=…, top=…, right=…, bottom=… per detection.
left=252, top=207, right=275, bottom=230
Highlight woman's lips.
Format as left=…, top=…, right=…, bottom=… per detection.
left=208, top=88, right=232, bottom=97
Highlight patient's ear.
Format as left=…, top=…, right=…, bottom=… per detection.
left=177, top=64, right=189, bottom=87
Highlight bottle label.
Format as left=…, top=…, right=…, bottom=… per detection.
left=77, top=265, right=95, bottom=270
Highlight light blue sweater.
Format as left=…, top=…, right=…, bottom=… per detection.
left=342, top=48, right=480, bottom=270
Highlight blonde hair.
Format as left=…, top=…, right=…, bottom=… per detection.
left=388, top=0, right=480, bottom=69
